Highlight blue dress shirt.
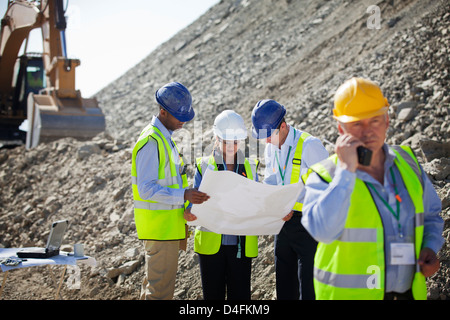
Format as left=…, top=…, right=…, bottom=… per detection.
left=135, top=116, right=186, bottom=206
left=263, top=125, right=329, bottom=205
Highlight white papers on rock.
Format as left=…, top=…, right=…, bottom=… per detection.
left=188, top=169, right=303, bottom=235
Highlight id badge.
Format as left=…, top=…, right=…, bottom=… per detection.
left=390, top=243, right=415, bottom=265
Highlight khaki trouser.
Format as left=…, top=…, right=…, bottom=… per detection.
left=140, top=240, right=179, bottom=300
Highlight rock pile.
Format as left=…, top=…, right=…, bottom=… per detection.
left=0, top=0, right=448, bottom=300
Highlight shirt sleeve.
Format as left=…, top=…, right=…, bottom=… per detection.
left=186, top=166, right=203, bottom=209
left=135, top=140, right=185, bottom=206
left=296, top=137, right=330, bottom=203
left=301, top=166, right=356, bottom=243
left=263, top=145, right=278, bottom=185
left=301, top=136, right=330, bottom=170
left=421, top=168, right=445, bottom=254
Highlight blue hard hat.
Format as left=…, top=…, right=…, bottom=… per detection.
left=155, top=82, right=194, bottom=122
left=251, top=99, right=286, bottom=139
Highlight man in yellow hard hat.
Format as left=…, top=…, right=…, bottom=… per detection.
left=301, top=77, right=444, bottom=300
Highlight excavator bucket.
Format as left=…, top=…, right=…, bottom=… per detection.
left=26, top=91, right=105, bottom=149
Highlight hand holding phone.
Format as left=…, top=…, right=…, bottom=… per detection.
left=357, top=146, right=372, bottom=166
left=336, top=134, right=371, bottom=172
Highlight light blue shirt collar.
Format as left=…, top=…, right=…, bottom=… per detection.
left=266, top=124, right=295, bottom=153
left=151, top=115, right=173, bottom=140
left=283, top=125, right=296, bottom=148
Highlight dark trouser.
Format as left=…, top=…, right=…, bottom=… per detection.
left=198, top=242, right=252, bottom=300
left=275, top=211, right=317, bottom=300
left=384, top=289, right=414, bottom=300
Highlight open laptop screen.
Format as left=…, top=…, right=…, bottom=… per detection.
left=46, top=220, right=68, bottom=252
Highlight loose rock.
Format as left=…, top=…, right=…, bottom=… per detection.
left=0, top=0, right=449, bottom=300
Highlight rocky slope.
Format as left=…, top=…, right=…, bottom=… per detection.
left=0, top=0, right=449, bottom=300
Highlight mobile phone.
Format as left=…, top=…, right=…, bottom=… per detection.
left=357, top=146, right=372, bottom=166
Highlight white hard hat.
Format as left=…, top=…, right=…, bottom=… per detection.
left=213, top=110, right=248, bottom=141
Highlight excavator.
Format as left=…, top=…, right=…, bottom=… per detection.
left=0, top=0, right=105, bottom=149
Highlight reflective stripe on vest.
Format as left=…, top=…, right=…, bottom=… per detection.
left=193, top=155, right=259, bottom=258
left=290, top=131, right=311, bottom=211
left=131, top=124, right=188, bottom=240
left=306, top=146, right=427, bottom=300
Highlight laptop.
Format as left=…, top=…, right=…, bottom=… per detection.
left=17, top=220, right=69, bottom=259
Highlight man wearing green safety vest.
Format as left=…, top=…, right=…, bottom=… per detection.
left=251, top=100, right=329, bottom=300
left=131, top=82, right=209, bottom=300
left=301, top=77, right=444, bottom=300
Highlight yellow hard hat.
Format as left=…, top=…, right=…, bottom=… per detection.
left=333, top=77, right=389, bottom=123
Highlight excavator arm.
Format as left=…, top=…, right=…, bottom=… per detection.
left=0, top=0, right=105, bottom=148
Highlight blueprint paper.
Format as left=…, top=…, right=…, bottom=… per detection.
left=188, top=169, right=303, bottom=235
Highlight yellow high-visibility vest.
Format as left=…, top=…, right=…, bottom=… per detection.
left=290, top=131, right=311, bottom=211
left=193, top=154, right=259, bottom=258
left=131, top=124, right=188, bottom=240
left=302, top=145, right=427, bottom=300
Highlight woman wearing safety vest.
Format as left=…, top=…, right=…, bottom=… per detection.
left=301, top=77, right=444, bottom=300
left=184, top=110, right=259, bottom=300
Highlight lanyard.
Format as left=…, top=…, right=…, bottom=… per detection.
left=274, top=130, right=296, bottom=185
left=274, top=146, right=292, bottom=185
left=367, top=167, right=403, bottom=237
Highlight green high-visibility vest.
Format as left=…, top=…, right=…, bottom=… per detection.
left=302, top=145, right=427, bottom=300
left=193, top=154, right=259, bottom=258
left=131, top=123, right=188, bottom=240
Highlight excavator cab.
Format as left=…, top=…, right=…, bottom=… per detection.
left=0, top=0, right=105, bottom=149
left=13, top=55, right=45, bottom=115
left=21, top=55, right=45, bottom=95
